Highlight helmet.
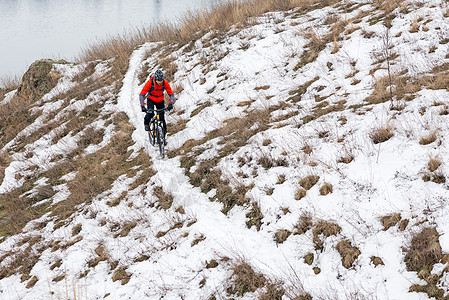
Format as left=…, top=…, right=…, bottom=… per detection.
left=154, top=69, right=164, bottom=81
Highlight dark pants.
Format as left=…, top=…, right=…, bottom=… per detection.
left=144, top=100, right=166, bottom=134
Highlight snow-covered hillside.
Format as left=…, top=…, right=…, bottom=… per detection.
left=1, top=0, right=449, bottom=299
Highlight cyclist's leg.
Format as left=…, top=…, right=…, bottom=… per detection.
left=154, top=101, right=166, bottom=136
left=144, top=100, right=156, bottom=131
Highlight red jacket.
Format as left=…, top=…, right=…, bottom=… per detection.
left=140, top=78, right=173, bottom=103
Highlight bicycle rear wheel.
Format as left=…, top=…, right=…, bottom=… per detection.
left=156, top=124, right=165, bottom=158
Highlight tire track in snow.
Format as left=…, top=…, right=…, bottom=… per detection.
left=117, top=43, right=301, bottom=293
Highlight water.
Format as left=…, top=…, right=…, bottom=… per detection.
left=0, top=0, right=227, bottom=79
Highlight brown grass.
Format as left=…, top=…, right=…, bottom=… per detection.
left=77, top=0, right=339, bottom=83
left=419, top=131, right=437, bottom=145
left=0, top=94, right=37, bottom=150
left=312, top=220, right=341, bottom=250
left=274, top=229, right=292, bottom=244
left=227, top=261, right=266, bottom=296
left=427, top=156, right=441, bottom=172
left=259, top=282, right=285, bottom=300
left=0, top=74, right=21, bottom=91
left=336, top=240, right=361, bottom=269
left=153, top=186, right=174, bottom=210
left=299, top=175, right=320, bottom=190
left=0, top=151, right=11, bottom=183
left=370, top=256, right=385, bottom=267
left=404, top=227, right=442, bottom=273
left=294, top=213, right=313, bottom=235
left=246, top=202, right=263, bottom=231
left=319, top=182, right=333, bottom=195
left=304, top=253, right=314, bottom=265
left=295, top=188, right=307, bottom=200
left=112, top=267, right=131, bottom=285
left=380, top=213, right=401, bottom=230
left=369, top=125, right=393, bottom=144
left=294, top=30, right=326, bottom=71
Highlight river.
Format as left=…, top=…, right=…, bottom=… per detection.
left=0, top=0, right=228, bottom=79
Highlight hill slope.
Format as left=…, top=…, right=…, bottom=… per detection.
left=1, top=0, right=449, bottom=299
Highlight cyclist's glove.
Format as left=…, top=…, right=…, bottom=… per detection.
left=167, top=103, right=173, bottom=111
left=141, top=106, right=147, bottom=112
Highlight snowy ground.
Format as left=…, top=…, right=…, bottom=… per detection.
left=1, top=0, right=449, bottom=299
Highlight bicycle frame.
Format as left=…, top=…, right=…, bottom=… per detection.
left=146, top=107, right=168, bottom=158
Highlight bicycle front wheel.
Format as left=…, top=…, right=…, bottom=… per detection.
left=156, top=125, right=165, bottom=158
left=148, top=122, right=156, bottom=146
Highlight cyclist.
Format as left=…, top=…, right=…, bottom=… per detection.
left=139, top=69, right=174, bottom=141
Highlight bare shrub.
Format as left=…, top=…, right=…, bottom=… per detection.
left=369, top=125, right=393, bottom=144
left=380, top=213, right=401, bottom=230
left=336, top=240, right=361, bottom=269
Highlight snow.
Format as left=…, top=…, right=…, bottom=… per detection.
left=1, top=0, right=449, bottom=299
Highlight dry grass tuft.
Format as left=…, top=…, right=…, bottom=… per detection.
left=227, top=261, right=266, bottom=296
left=112, top=267, right=131, bottom=285
left=0, top=151, right=11, bottom=183
left=294, top=188, right=307, bottom=200
left=312, top=220, right=341, bottom=250
left=370, top=256, right=385, bottom=267
left=336, top=240, right=361, bottom=269
left=369, top=125, right=393, bottom=144
left=274, top=229, right=292, bottom=244
left=404, top=227, right=442, bottom=273
left=259, top=281, right=285, bottom=300
left=246, top=202, right=263, bottom=231
left=0, top=74, right=21, bottom=92
left=419, top=131, right=437, bottom=145
left=304, top=253, right=314, bottom=265
left=380, top=213, right=401, bottom=230
left=405, top=227, right=444, bottom=298
left=294, top=213, right=313, bottom=235
left=427, top=156, right=441, bottom=172
left=153, top=186, right=174, bottom=210
left=299, top=175, right=320, bottom=190
left=294, top=30, right=326, bottom=71
left=319, top=182, right=333, bottom=195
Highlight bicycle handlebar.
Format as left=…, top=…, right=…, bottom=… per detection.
left=145, top=107, right=168, bottom=113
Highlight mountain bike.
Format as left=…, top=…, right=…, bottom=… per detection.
left=146, top=107, right=168, bottom=158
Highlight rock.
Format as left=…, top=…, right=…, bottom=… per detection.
left=17, top=59, right=67, bottom=100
